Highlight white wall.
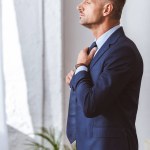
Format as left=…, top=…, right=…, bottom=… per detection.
left=63, top=0, right=150, bottom=150
left=121, top=0, right=150, bottom=149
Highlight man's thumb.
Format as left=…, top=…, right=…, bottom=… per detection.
left=89, top=47, right=97, bottom=58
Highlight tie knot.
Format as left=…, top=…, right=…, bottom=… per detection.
left=89, top=41, right=97, bottom=51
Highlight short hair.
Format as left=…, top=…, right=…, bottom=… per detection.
left=109, top=0, right=126, bottom=20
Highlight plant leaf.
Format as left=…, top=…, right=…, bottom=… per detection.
left=25, top=140, right=50, bottom=150
left=35, top=133, right=58, bottom=148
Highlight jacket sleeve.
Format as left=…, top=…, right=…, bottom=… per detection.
left=70, top=46, right=136, bottom=118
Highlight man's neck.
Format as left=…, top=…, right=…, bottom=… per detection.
left=91, top=20, right=120, bottom=39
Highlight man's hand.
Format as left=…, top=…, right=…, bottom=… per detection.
left=66, top=70, right=75, bottom=85
left=65, top=47, right=96, bottom=86
left=77, top=47, right=97, bottom=66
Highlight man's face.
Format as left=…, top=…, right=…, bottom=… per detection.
left=77, top=0, right=106, bottom=28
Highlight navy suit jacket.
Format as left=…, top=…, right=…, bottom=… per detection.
left=67, top=27, right=143, bottom=150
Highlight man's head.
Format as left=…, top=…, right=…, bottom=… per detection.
left=77, top=0, right=126, bottom=28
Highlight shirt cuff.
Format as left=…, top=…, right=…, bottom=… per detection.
left=75, top=66, right=88, bottom=74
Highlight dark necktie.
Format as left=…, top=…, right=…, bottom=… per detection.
left=66, top=90, right=76, bottom=143
left=66, top=41, right=97, bottom=143
left=88, top=41, right=97, bottom=54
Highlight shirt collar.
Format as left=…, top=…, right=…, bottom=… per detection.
left=95, top=25, right=121, bottom=52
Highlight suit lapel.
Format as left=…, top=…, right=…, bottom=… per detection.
left=89, top=27, right=125, bottom=70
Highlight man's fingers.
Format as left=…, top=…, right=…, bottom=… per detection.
left=66, top=76, right=70, bottom=85
left=89, top=47, right=97, bottom=58
left=68, top=74, right=73, bottom=80
left=70, top=70, right=75, bottom=76
left=83, top=47, right=89, bottom=52
left=68, top=70, right=74, bottom=79
left=66, top=70, right=75, bottom=85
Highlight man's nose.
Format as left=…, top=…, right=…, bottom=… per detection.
left=76, top=2, right=84, bottom=11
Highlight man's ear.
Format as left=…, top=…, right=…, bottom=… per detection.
left=103, top=3, right=113, bottom=16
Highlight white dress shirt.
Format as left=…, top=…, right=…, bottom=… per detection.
left=75, top=25, right=121, bottom=74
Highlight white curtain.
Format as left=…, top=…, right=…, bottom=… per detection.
left=0, top=0, right=9, bottom=149
left=0, top=0, right=63, bottom=149
left=0, top=59, right=9, bottom=150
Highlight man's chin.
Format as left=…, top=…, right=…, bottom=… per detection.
left=79, top=21, right=91, bottom=28
left=79, top=20, right=87, bottom=25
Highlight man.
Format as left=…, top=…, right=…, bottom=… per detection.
left=65, top=0, right=143, bottom=150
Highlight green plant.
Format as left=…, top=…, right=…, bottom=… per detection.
left=26, top=127, right=76, bottom=150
